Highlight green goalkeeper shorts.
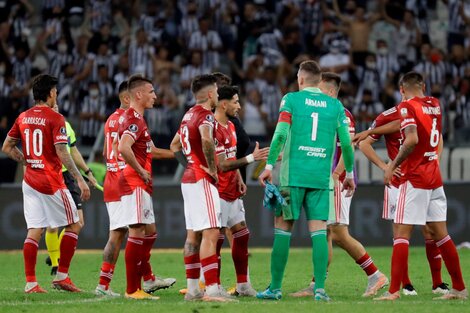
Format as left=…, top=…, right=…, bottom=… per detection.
left=277, top=186, right=332, bottom=221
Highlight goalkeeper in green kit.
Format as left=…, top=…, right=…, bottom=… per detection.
left=257, top=60, right=355, bottom=301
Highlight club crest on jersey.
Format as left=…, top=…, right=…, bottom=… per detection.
left=400, top=108, right=408, bottom=117
left=206, top=114, right=214, bottom=123
left=129, top=124, right=138, bottom=132
left=60, top=127, right=66, bottom=135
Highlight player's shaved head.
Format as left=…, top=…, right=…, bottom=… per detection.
left=127, top=75, right=153, bottom=94
left=399, top=72, right=424, bottom=90
left=321, top=72, right=342, bottom=91
left=118, top=80, right=128, bottom=94
left=212, top=72, right=232, bottom=87
left=299, top=60, right=322, bottom=85
left=191, top=74, right=217, bottom=95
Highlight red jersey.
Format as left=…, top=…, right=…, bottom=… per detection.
left=398, top=96, right=442, bottom=189
left=8, top=106, right=68, bottom=194
left=369, top=106, right=402, bottom=188
left=103, top=108, right=126, bottom=202
left=179, top=105, right=216, bottom=184
left=215, top=120, right=242, bottom=201
left=334, top=109, right=356, bottom=183
left=118, top=107, right=153, bottom=195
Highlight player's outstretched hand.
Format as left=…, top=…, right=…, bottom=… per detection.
left=139, top=169, right=152, bottom=185
left=200, top=164, right=219, bottom=185
left=342, top=177, right=355, bottom=197
left=77, top=178, right=91, bottom=201
left=258, top=169, right=272, bottom=187
left=252, top=141, right=270, bottom=161
left=352, top=130, right=370, bottom=146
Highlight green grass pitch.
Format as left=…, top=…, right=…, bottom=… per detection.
left=0, top=247, right=469, bottom=313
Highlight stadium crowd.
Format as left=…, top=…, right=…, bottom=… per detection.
left=0, top=0, right=470, bottom=149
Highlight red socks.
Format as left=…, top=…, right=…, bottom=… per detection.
left=436, top=235, right=466, bottom=291
left=142, top=233, right=157, bottom=281
left=201, top=254, right=219, bottom=287
left=355, top=252, right=378, bottom=277
left=232, top=228, right=250, bottom=283
left=125, top=237, right=144, bottom=294
left=24, top=238, right=39, bottom=283
left=389, top=238, right=409, bottom=293
left=425, top=239, right=443, bottom=288
left=58, top=232, right=78, bottom=274
left=184, top=254, right=201, bottom=279
left=99, top=262, right=115, bottom=288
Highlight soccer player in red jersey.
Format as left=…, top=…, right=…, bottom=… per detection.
left=117, top=75, right=175, bottom=300
left=2, top=74, right=90, bottom=293
left=374, top=72, right=467, bottom=300
left=214, top=85, right=269, bottom=296
left=94, top=80, right=130, bottom=296
left=291, top=73, right=388, bottom=298
left=356, top=106, right=449, bottom=296
left=171, top=74, right=232, bottom=302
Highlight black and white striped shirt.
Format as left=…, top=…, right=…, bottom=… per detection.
left=80, top=95, right=105, bottom=137
left=43, top=0, right=65, bottom=9
left=355, top=67, right=382, bottom=103
left=91, top=53, right=116, bottom=81
left=180, top=64, right=210, bottom=106
left=255, top=80, right=282, bottom=124
left=447, top=0, right=465, bottom=33
left=45, top=18, right=63, bottom=47
left=179, top=15, right=199, bottom=43
left=89, top=0, right=112, bottom=32
left=188, top=30, right=222, bottom=70
left=11, top=57, right=31, bottom=88
left=0, top=76, right=12, bottom=97
left=376, top=54, right=400, bottom=85
left=456, top=94, right=470, bottom=127
left=301, top=1, right=323, bottom=36
left=128, top=42, right=154, bottom=79
left=47, top=50, right=73, bottom=79
left=413, top=60, right=446, bottom=89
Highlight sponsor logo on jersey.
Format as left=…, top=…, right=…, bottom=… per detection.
left=305, top=98, right=327, bottom=108
left=298, top=146, right=327, bottom=158
left=280, top=99, right=285, bottom=108
left=133, top=111, right=140, bottom=118
left=129, top=124, right=138, bottom=132
left=400, top=108, right=408, bottom=116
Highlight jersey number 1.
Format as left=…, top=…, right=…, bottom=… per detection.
left=311, top=112, right=319, bottom=141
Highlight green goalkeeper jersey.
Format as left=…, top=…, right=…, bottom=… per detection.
left=267, top=87, right=353, bottom=190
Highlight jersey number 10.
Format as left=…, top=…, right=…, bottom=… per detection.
left=24, top=129, right=43, bottom=157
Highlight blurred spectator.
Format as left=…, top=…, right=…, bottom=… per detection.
left=255, top=66, right=283, bottom=135
left=314, top=16, right=350, bottom=56
left=180, top=50, right=210, bottom=108
left=444, top=0, right=470, bottom=52
left=319, top=40, right=350, bottom=82
left=128, top=28, right=154, bottom=79
left=414, top=45, right=446, bottom=92
left=355, top=53, right=382, bottom=103
left=91, top=42, right=116, bottom=81
left=73, top=34, right=93, bottom=89
left=353, top=89, right=384, bottom=131
left=79, top=81, right=106, bottom=145
left=188, top=16, right=222, bottom=70
left=88, top=22, right=120, bottom=54
left=9, top=0, right=34, bottom=43
left=454, top=77, right=470, bottom=142
left=446, top=44, right=469, bottom=87
left=375, top=39, right=399, bottom=85
left=113, top=53, right=130, bottom=92
left=88, top=0, right=112, bottom=32
left=179, top=0, right=199, bottom=44
left=332, top=0, right=381, bottom=67
left=240, top=88, right=268, bottom=143
left=56, top=63, right=77, bottom=117
left=96, top=64, right=114, bottom=116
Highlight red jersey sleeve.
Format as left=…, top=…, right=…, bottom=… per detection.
left=215, top=125, right=225, bottom=156
left=120, top=117, right=144, bottom=141
left=198, top=112, right=216, bottom=128
left=399, top=102, right=417, bottom=131
left=51, top=114, right=68, bottom=145
left=7, top=117, right=21, bottom=139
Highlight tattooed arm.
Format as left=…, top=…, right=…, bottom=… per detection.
left=2, top=136, right=26, bottom=165
left=384, top=125, right=418, bottom=185
left=199, top=124, right=218, bottom=183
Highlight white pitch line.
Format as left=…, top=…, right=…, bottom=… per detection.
left=1, top=297, right=113, bottom=306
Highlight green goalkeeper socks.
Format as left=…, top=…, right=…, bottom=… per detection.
left=311, top=229, right=328, bottom=291
left=270, top=228, right=291, bottom=291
